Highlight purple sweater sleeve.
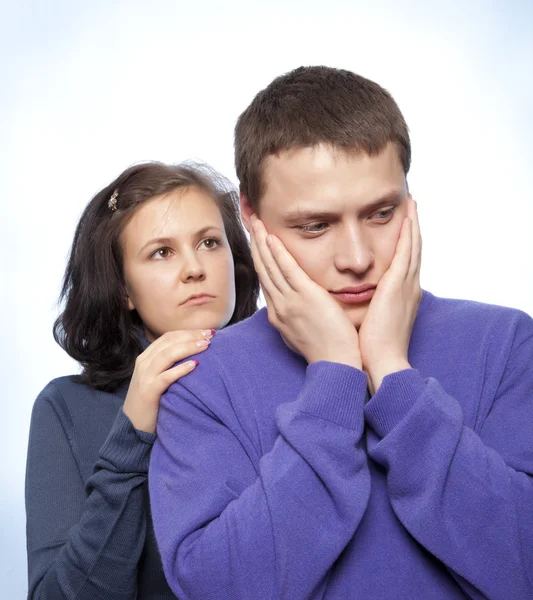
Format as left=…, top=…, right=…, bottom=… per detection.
left=149, top=361, right=370, bottom=600
left=364, top=325, right=533, bottom=599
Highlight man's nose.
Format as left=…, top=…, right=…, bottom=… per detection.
left=334, top=228, right=374, bottom=275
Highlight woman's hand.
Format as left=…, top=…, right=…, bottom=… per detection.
left=250, top=217, right=361, bottom=369
left=123, top=329, right=214, bottom=433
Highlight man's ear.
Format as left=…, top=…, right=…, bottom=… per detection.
left=239, top=193, right=255, bottom=232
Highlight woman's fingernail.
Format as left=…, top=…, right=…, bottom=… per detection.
left=266, top=235, right=274, bottom=247
left=201, top=329, right=216, bottom=337
left=196, top=339, right=210, bottom=347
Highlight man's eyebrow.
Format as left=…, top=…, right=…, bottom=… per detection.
left=362, top=192, right=404, bottom=213
left=282, top=210, right=340, bottom=224
left=138, top=226, right=222, bottom=254
left=281, top=192, right=405, bottom=224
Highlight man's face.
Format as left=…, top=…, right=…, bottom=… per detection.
left=243, top=143, right=409, bottom=328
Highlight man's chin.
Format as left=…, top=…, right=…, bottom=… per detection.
left=342, top=304, right=367, bottom=330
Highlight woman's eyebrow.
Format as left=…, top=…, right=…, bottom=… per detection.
left=138, top=227, right=223, bottom=255
left=139, top=237, right=175, bottom=255
left=194, top=225, right=223, bottom=237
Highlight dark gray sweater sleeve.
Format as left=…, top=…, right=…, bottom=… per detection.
left=25, top=382, right=156, bottom=600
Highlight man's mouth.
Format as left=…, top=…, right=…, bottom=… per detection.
left=330, top=285, right=376, bottom=305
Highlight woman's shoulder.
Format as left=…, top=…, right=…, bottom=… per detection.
left=37, top=375, right=118, bottom=403
left=33, top=376, right=127, bottom=431
left=31, top=376, right=129, bottom=474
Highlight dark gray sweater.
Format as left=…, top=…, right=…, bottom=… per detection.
left=25, top=376, right=176, bottom=599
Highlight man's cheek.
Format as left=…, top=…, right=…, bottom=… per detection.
left=379, top=232, right=401, bottom=269
left=281, top=238, right=328, bottom=287
left=281, top=239, right=307, bottom=269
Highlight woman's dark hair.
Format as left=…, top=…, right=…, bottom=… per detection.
left=54, top=161, right=259, bottom=391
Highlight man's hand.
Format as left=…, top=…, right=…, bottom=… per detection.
left=359, top=197, right=422, bottom=394
left=250, top=216, right=362, bottom=369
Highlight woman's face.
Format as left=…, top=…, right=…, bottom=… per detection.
left=121, top=186, right=236, bottom=341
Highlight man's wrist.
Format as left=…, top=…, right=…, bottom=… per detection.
left=308, top=350, right=362, bottom=370
left=367, top=359, right=412, bottom=393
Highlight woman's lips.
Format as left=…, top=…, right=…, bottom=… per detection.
left=181, top=295, right=215, bottom=306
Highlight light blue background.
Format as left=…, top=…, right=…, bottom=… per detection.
left=2, top=1, right=532, bottom=596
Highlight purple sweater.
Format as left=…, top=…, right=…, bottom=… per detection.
left=149, top=291, right=533, bottom=599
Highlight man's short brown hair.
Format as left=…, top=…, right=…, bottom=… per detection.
left=235, top=66, right=411, bottom=210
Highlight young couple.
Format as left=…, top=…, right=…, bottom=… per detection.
left=26, top=66, right=533, bottom=600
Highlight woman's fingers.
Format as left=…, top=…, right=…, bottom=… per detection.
left=137, top=329, right=212, bottom=363
left=149, top=337, right=211, bottom=379
left=159, top=359, right=199, bottom=388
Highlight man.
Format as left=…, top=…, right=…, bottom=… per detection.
left=149, top=66, right=533, bottom=599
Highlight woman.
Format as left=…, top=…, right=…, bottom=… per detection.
left=25, top=161, right=259, bottom=599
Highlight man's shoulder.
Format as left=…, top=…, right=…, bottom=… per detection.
left=204, top=308, right=277, bottom=368
left=216, top=307, right=272, bottom=344
left=425, top=290, right=530, bottom=324
left=165, top=307, right=292, bottom=403
left=423, top=290, right=533, bottom=343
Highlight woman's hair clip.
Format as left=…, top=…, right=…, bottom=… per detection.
left=108, top=189, right=119, bottom=212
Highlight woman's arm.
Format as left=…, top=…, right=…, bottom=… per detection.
left=26, top=330, right=210, bottom=599
left=25, top=382, right=154, bottom=600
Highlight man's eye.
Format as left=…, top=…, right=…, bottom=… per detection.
left=373, top=207, right=396, bottom=222
left=299, top=222, right=328, bottom=234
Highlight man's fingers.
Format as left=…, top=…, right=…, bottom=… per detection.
left=262, top=286, right=275, bottom=313
left=250, top=224, right=277, bottom=296
left=265, top=234, right=312, bottom=293
left=251, top=220, right=290, bottom=294
left=388, top=216, right=412, bottom=280
left=408, top=197, right=422, bottom=279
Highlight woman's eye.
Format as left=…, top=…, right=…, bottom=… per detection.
left=151, top=247, right=171, bottom=259
left=200, top=237, right=220, bottom=249
left=299, top=222, right=328, bottom=234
